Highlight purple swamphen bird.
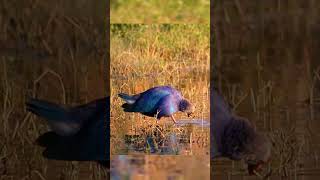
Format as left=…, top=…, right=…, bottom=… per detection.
left=26, top=97, right=110, bottom=167
left=211, top=89, right=271, bottom=175
left=118, top=86, right=194, bottom=123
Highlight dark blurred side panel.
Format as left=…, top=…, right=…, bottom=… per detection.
left=0, top=0, right=109, bottom=179
left=105, top=0, right=110, bottom=170
left=212, top=0, right=320, bottom=179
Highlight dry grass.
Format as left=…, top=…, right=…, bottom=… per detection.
left=0, top=1, right=108, bottom=179
left=110, top=24, right=210, bottom=155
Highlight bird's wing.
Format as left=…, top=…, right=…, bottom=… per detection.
left=155, top=94, right=179, bottom=118
left=132, top=89, right=171, bottom=113
left=69, top=97, right=107, bottom=126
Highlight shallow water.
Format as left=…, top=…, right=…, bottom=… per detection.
left=119, top=119, right=210, bottom=155
left=174, top=119, right=210, bottom=127
left=111, top=155, right=210, bottom=180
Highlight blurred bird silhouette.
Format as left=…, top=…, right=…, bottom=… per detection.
left=119, top=86, right=194, bottom=123
left=211, top=89, right=271, bottom=175
left=26, top=97, right=110, bottom=167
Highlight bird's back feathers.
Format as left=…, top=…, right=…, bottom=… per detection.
left=119, top=86, right=184, bottom=118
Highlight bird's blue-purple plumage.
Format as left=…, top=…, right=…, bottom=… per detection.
left=26, top=97, right=110, bottom=166
left=119, top=86, right=183, bottom=119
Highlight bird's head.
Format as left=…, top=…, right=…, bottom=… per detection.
left=245, top=133, right=272, bottom=176
left=179, top=99, right=195, bottom=117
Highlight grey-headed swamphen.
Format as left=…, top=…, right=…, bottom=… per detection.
left=211, top=89, right=271, bottom=175
left=119, top=86, right=194, bottom=123
left=26, top=97, right=110, bottom=167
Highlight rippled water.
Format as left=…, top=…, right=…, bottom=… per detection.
left=120, top=119, right=210, bottom=155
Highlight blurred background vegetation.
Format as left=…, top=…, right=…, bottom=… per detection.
left=213, top=0, right=320, bottom=179
left=0, top=0, right=108, bottom=179
left=110, top=0, right=210, bottom=23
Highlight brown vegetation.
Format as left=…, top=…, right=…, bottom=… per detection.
left=0, top=1, right=108, bottom=179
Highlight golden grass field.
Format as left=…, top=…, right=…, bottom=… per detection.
left=110, top=24, right=210, bottom=155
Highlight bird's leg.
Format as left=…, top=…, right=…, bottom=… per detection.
left=170, top=115, right=177, bottom=123
left=156, top=114, right=161, bottom=124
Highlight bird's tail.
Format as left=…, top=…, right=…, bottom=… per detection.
left=26, top=99, right=67, bottom=121
left=121, top=103, right=134, bottom=112
left=26, top=99, right=81, bottom=136
left=118, top=93, right=137, bottom=104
